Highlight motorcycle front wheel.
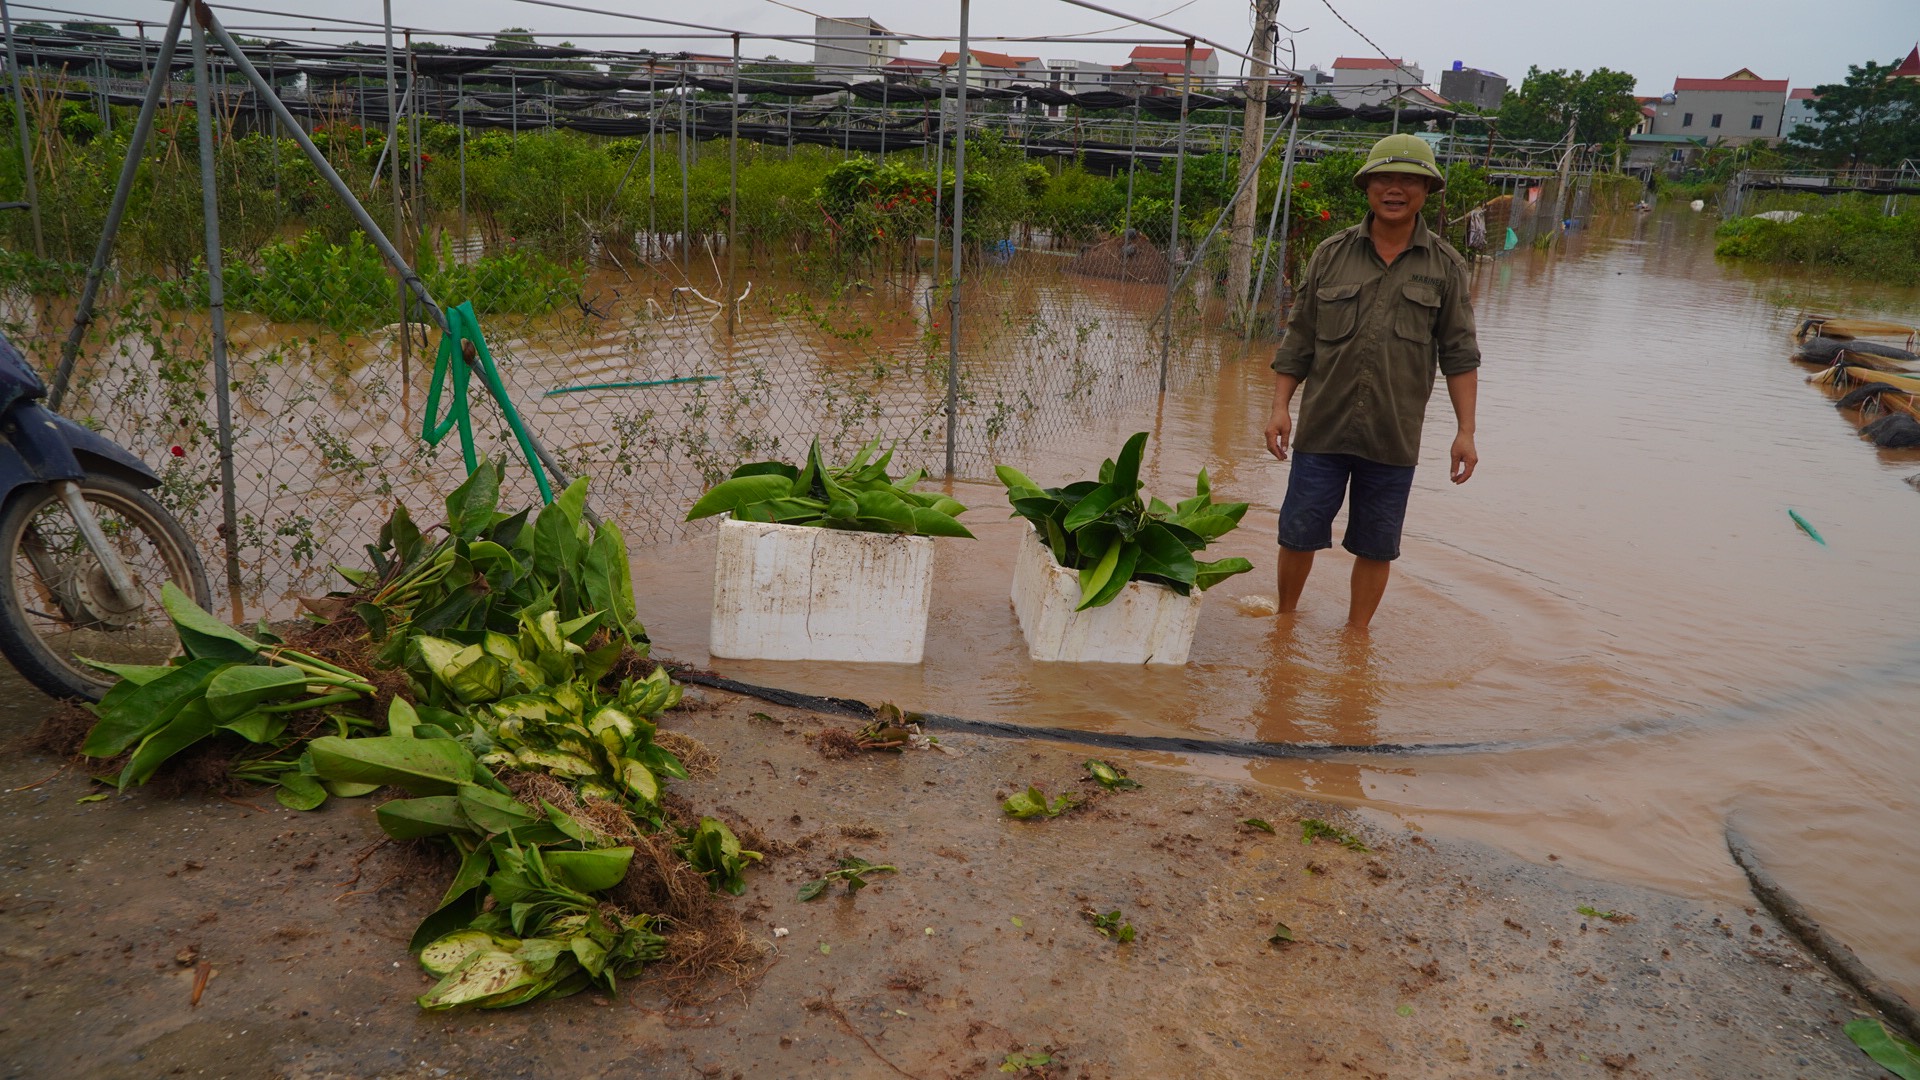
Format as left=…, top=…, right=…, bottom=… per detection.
left=0, top=474, right=212, bottom=701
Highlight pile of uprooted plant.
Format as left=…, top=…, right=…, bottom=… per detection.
left=42, top=459, right=764, bottom=1011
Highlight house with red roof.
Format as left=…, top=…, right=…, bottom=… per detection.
left=1892, top=45, right=1920, bottom=79
left=935, top=48, right=1045, bottom=89
left=1781, top=87, right=1822, bottom=141
left=1326, top=55, right=1428, bottom=107
left=1126, top=44, right=1217, bottom=77
left=1648, top=68, right=1790, bottom=144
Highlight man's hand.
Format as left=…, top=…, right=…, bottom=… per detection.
left=1266, top=374, right=1299, bottom=461
left=1264, top=407, right=1292, bottom=461
left=1449, top=431, right=1477, bottom=484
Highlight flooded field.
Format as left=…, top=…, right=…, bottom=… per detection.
left=624, top=207, right=1920, bottom=1004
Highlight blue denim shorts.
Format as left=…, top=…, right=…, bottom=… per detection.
left=1278, top=452, right=1416, bottom=562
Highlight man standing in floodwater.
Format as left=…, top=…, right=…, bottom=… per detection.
left=1263, top=133, right=1481, bottom=629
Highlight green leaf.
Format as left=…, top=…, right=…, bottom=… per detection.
left=1082, top=759, right=1141, bottom=791
left=907, top=506, right=975, bottom=538
left=457, top=783, right=543, bottom=834
left=1242, top=818, right=1276, bottom=834
left=118, top=700, right=217, bottom=789
left=1845, top=1018, right=1920, bottom=1080
left=309, top=735, right=474, bottom=795
left=445, top=459, right=502, bottom=538
left=376, top=795, right=472, bottom=839
left=1193, top=557, right=1255, bottom=592
left=218, top=711, right=287, bottom=744
left=1131, top=523, right=1197, bottom=586
left=162, top=582, right=263, bottom=662
left=204, top=664, right=313, bottom=722
left=798, top=879, right=828, bottom=902
left=1079, top=541, right=1138, bottom=611
left=994, top=464, right=1042, bottom=495
left=1110, top=431, right=1150, bottom=495
left=1268, top=921, right=1295, bottom=943
left=417, top=949, right=543, bottom=1011
left=355, top=602, right=389, bottom=642
left=544, top=848, right=634, bottom=894
left=275, top=771, right=328, bottom=811
left=582, top=523, right=645, bottom=643
left=81, top=657, right=227, bottom=757
left=731, top=461, right=799, bottom=481
left=1076, top=534, right=1123, bottom=611
left=1061, top=483, right=1122, bottom=533
left=550, top=476, right=589, bottom=527
left=684, top=474, right=794, bottom=520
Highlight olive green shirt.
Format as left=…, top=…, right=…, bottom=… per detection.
left=1270, top=213, right=1481, bottom=467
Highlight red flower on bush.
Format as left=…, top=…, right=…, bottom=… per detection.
left=169, top=445, right=185, bottom=457
left=1297, top=180, right=1310, bottom=191
left=1319, top=209, right=1332, bottom=221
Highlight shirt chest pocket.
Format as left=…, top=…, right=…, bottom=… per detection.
left=1393, top=283, right=1442, bottom=345
left=1314, top=283, right=1363, bottom=343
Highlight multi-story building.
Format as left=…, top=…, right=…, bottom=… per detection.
left=1647, top=68, right=1789, bottom=145
left=1126, top=45, right=1218, bottom=77
left=1437, top=62, right=1506, bottom=112
left=1781, top=88, right=1820, bottom=141
left=935, top=48, right=1045, bottom=90
left=1326, top=56, right=1427, bottom=107
left=811, top=16, right=902, bottom=76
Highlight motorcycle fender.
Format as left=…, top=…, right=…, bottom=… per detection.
left=0, top=408, right=160, bottom=508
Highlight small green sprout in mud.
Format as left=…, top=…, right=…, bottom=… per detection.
left=1241, top=817, right=1277, bottom=834
left=1000, top=1051, right=1054, bottom=1073
left=1003, top=785, right=1078, bottom=819
left=677, top=818, right=762, bottom=896
left=1300, top=818, right=1370, bottom=852
left=1576, top=905, right=1635, bottom=924
left=798, top=856, right=899, bottom=901
left=1845, top=1017, right=1920, bottom=1079
left=1082, top=909, right=1136, bottom=943
left=1082, top=759, right=1140, bottom=791
left=1267, top=921, right=1295, bottom=944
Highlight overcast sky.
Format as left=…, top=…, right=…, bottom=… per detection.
left=43, top=0, right=1920, bottom=93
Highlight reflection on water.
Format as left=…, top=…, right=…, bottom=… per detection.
left=635, top=206, right=1920, bottom=1003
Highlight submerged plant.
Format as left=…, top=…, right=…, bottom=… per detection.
left=996, top=431, right=1253, bottom=610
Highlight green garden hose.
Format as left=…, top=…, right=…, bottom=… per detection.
left=422, top=301, right=553, bottom=503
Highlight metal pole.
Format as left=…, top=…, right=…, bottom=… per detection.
left=1, top=0, right=46, bottom=257
left=192, top=17, right=244, bottom=621
left=727, top=34, right=740, bottom=334
left=1121, top=97, right=1139, bottom=270
left=647, top=70, right=656, bottom=258
left=199, top=7, right=589, bottom=511
left=930, top=64, right=947, bottom=312
left=1158, top=40, right=1194, bottom=392
left=48, top=0, right=190, bottom=409
left=383, top=0, right=410, bottom=407
left=944, top=0, right=971, bottom=479
left=1269, top=98, right=1304, bottom=331
left=457, top=74, right=467, bottom=241
left=1246, top=93, right=1298, bottom=347
left=1157, top=103, right=1291, bottom=329
left=679, top=68, right=691, bottom=268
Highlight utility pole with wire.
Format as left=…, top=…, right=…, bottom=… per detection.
left=1225, top=0, right=1279, bottom=332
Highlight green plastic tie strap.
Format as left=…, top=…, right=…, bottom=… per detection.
left=422, top=301, right=554, bottom=503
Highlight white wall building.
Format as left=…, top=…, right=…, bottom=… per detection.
left=812, top=16, right=902, bottom=76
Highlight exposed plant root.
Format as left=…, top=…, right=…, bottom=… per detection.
left=32, top=700, right=97, bottom=760
left=608, top=830, right=763, bottom=1003
left=656, top=730, right=717, bottom=778
left=812, top=728, right=862, bottom=759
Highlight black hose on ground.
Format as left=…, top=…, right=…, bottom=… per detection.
left=1726, top=821, right=1920, bottom=1043
left=675, top=670, right=1512, bottom=761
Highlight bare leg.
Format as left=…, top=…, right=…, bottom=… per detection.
left=1347, top=556, right=1391, bottom=629
left=1277, top=548, right=1316, bottom=613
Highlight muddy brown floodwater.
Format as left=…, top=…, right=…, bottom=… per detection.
left=629, top=207, right=1920, bottom=1006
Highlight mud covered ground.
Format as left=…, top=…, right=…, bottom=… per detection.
left=0, top=683, right=1893, bottom=1079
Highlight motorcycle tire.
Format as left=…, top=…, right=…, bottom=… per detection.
left=0, top=474, right=212, bottom=701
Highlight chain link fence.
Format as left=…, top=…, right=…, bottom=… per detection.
left=2, top=37, right=1610, bottom=621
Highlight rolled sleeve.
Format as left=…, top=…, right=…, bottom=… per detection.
left=1436, top=259, right=1481, bottom=378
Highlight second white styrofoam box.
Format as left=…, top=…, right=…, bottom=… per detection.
left=1009, top=528, right=1202, bottom=665
left=709, top=517, right=934, bottom=663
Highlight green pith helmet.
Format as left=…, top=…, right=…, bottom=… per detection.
left=1353, top=133, right=1446, bottom=193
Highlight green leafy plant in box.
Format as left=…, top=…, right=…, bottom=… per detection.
left=324, top=459, right=648, bottom=664
left=995, top=431, right=1254, bottom=610
left=685, top=438, right=973, bottom=538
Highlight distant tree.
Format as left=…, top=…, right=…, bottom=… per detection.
left=15, top=21, right=57, bottom=36
left=60, top=21, right=120, bottom=37
left=1497, top=66, right=1640, bottom=147
left=1786, top=59, right=1920, bottom=169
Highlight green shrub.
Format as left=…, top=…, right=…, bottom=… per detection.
left=1715, top=203, right=1920, bottom=284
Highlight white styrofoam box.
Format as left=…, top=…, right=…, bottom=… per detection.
left=1009, top=528, right=1202, bottom=665
left=709, top=517, right=934, bottom=663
